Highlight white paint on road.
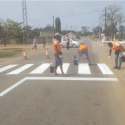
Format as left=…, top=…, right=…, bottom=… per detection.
left=0, top=77, right=118, bottom=96
left=97, top=63, right=113, bottom=74
left=0, top=78, right=27, bottom=96
left=56, top=63, right=70, bottom=74
left=30, top=63, right=51, bottom=74
left=7, top=64, right=34, bottom=74
left=0, top=65, right=17, bottom=73
left=78, top=63, right=91, bottom=74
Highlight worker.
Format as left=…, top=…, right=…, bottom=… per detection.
left=43, top=37, right=46, bottom=49
left=66, top=35, right=70, bottom=50
left=32, top=37, right=37, bottom=50
left=53, top=32, right=66, bottom=76
left=108, top=42, right=124, bottom=70
left=77, top=42, right=91, bottom=65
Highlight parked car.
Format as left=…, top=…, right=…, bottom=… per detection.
left=60, top=37, right=83, bottom=48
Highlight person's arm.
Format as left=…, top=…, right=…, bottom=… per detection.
left=109, top=49, right=112, bottom=56
left=55, top=45, right=60, bottom=55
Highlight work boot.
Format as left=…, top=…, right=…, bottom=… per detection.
left=113, top=66, right=118, bottom=69
left=118, top=67, right=121, bottom=70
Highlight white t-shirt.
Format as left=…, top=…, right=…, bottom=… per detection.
left=54, top=40, right=57, bottom=45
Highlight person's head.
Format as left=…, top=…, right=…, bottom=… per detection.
left=108, top=42, right=113, bottom=48
left=54, top=32, right=61, bottom=42
left=80, top=41, right=84, bottom=45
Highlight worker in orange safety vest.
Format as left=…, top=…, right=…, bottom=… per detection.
left=53, top=32, right=66, bottom=76
left=108, top=42, right=124, bottom=70
left=77, top=42, right=91, bottom=65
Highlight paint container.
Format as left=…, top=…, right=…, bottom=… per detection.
left=50, top=66, right=55, bottom=73
left=73, top=59, right=78, bottom=65
left=72, top=55, right=76, bottom=60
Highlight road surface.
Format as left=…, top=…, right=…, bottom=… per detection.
left=0, top=37, right=125, bottom=125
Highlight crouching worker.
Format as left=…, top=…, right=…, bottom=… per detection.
left=108, top=42, right=124, bottom=70
left=53, top=32, right=66, bottom=76
left=77, top=42, right=91, bottom=65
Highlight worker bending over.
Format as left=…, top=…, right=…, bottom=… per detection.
left=77, top=42, right=91, bottom=65
left=108, top=42, right=124, bottom=70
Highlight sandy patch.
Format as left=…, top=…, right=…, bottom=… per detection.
left=0, top=44, right=52, bottom=64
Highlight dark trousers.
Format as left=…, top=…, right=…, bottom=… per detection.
left=67, top=42, right=69, bottom=49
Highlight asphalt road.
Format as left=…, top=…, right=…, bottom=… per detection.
left=0, top=37, right=125, bottom=125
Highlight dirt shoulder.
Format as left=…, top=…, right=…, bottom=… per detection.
left=0, top=44, right=52, bottom=64
left=89, top=38, right=125, bottom=84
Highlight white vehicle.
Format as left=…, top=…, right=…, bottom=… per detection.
left=60, top=37, right=83, bottom=48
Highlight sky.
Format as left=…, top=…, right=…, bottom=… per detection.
left=0, top=0, right=125, bottom=32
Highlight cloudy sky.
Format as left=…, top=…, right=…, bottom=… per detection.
left=0, top=0, right=125, bottom=32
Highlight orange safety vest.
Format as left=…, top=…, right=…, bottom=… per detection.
left=66, top=37, right=69, bottom=43
left=111, top=42, right=124, bottom=50
left=79, top=44, right=88, bottom=52
left=53, top=39, right=61, bottom=53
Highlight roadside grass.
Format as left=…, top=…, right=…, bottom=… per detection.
left=0, top=48, right=23, bottom=57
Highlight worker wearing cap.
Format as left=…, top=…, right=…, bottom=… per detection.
left=77, top=42, right=91, bottom=65
left=32, top=37, right=37, bottom=50
left=108, top=42, right=124, bottom=70
left=53, top=32, right=66, bottom=76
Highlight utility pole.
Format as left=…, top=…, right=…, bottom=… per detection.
left=22, top=0, right=28, bottom=45
left=66, top=25, right=67, bottom=35
left=105, top=7, right=106, bottom=31
left=53, top=16, right=54, bottom=36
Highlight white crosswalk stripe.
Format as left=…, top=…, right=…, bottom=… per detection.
left=97, top=63, right=113, bottom=74
left=30, top=63, right=51, bottom=74
left=78, top=63, right=91, bottom=74
left=7, top=64, right=34, bottom=74
left=0, top=65, right=17, bottom=73
left=56, top=63, right=70, bottom=74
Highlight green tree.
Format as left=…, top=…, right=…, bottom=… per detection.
left=55, top=17, right=61, bottom=33
left=5, top=19, right=21, bottom=37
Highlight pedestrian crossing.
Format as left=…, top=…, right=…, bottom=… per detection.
left=0, top=63, right=114, bottom=75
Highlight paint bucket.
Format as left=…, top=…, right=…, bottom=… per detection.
left=72, top=55, right=76, bottom=60
left=50, top=66, right=55, bottom=73
left=73, top=59, right=78, bottom=65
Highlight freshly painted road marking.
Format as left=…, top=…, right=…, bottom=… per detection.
left=97, top=63, right=113, bottom=74
left=0, top=77, right=118, bottom=96
left=7, top=64, right=34, bottom=74
left=0, top=65, right=17, bottom=73
left=30, top=63, right=51, bottom=74
left=78, top=63, right=91, bottom=74
left=56, top=63, right=70, bottom=74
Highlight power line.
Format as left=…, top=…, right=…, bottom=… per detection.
left=33, top=0, right=53, bottom=16
left=45, top=1, right=59, bottom=16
